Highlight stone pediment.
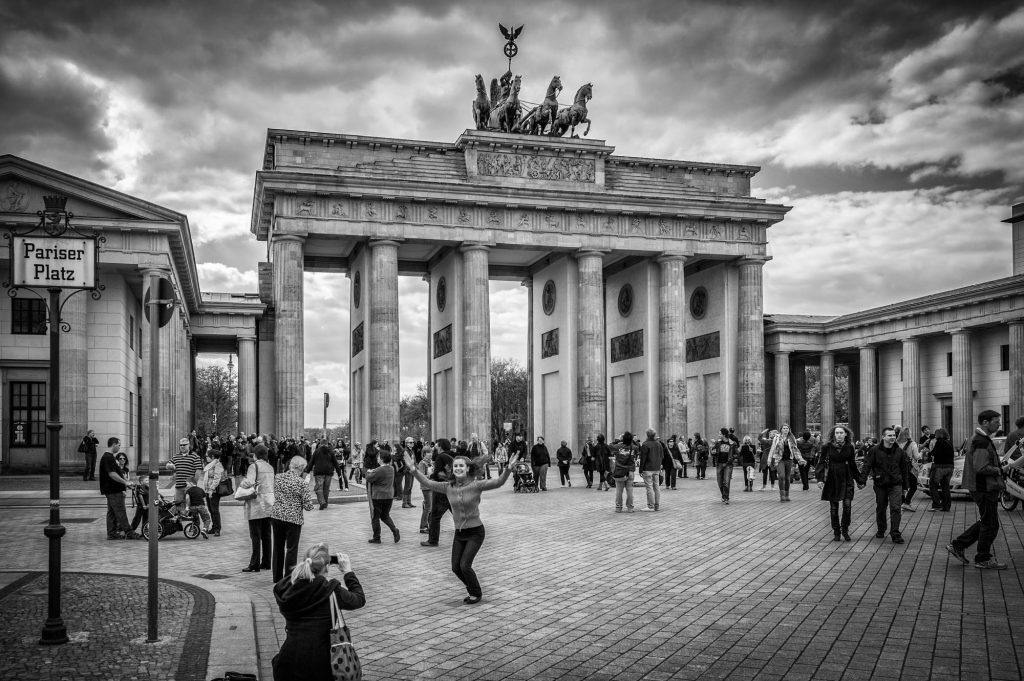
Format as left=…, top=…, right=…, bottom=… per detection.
left=0, top=155, right=184, bottom=223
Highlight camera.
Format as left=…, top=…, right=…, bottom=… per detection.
left=329, top=555, right=339, bottom=565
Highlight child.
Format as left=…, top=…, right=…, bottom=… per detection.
left=185, top=476, right=211, bottom=539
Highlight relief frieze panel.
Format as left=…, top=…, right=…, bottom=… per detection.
left=476, top=152, right=596, bottom=183
left=685, top=331, right=720, bottom=362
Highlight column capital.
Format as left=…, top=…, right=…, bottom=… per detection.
left=656, top=252, right=690, bottom=264
left=369, top=238, right=402, bottom=249
left=901, top=336, right=920, bottom=345
left=858, top=344, right=877, bottom=351
left=774, top=349, right=792, bottom=357
left=237, top=334, right=257, bottom=343
left=1008, top=318, right=1024, bottom=327
left=271, top=233, right=306, bottom=244
left=459, top=243, right=491, bottom=254
left=738, top=255, right=771, bottom=267
left=948, top=327, right=972, bottom=337
left=820, top=350, right=835, bottom=357
left=575, top=249, right=608, bottom=260
left=520, top=278, right=533, bottom=289
left=140, top=266, right=170, bottom=278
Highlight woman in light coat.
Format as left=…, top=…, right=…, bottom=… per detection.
left=201, top=448, right=226, bottom=536
left=241, top=446, right=276, bottom=572
left=896, top=426, right=921, bottom=512
left=768, top=424, right=806, bottom=502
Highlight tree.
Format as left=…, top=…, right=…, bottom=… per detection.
left=805, top=364, right=850, bottom=431
left=194, top=365, right=237, bottom=438
left=490, top=357, right=528, bottom=443
left=400, top=384, right=430, bottom=440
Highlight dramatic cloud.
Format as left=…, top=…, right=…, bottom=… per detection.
left=3, top=0, right=1020, bottom=426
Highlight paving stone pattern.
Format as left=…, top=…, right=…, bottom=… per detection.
left=0, top=471, right=1021, bottom=680
left=0, top=572, right=210, bottom=681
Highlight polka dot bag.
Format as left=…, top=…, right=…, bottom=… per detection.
left=329, top=592, right=362, bottom=681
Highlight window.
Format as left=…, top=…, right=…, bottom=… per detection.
left=1001, top=344, right=1010, bottom=372
left=129, top=315, right=135, bottom=350
left=946, top=352, right=953, bottom=377
left=11, top=298, right=46, bottom=335
left=10, top=382, right=46, bottom=447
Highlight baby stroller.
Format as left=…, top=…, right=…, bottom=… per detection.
left=140, top=492, right=202, bottom=540
left=513, top=461, right=539, bottom=493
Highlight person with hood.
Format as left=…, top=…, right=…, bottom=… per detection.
left=272, top=543, right=365, bottom=681
left=530, top=436, right=551, bottom=491
left=816, top=425, right=866, bottom=541
left=767, top=424, right=806, bottom=502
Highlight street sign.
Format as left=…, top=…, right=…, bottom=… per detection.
left=143, top=277, right=176, bottom=328
left=11, top=236, right=96, bottom=288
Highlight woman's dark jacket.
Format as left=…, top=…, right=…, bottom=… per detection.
left=272, top=571, right=366, bottom=681
left=530, top=443, right=551, bottom=466
left=593, top=442, right=611, bottom=473
left=929, top=439, right=955, bottom=466
left=815, top=442, right=865, bottom=502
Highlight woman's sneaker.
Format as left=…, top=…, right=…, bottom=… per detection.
left=975, top=558, right=1007, bottom=570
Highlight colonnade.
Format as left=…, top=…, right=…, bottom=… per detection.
left=771, top=321, right=1024, bottom=444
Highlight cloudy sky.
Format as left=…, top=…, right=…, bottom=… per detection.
left=2, top=0, right=1022, bottom=428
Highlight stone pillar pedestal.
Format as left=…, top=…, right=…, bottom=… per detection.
left=950, top=329, right=974, bottom=445
left=657, top=255, right=686, bottom=439
left=1009, top=320, right=1024, bottom=422
left=370, top=240, right=401, bottom=442
left=577, top=251, right=607, bottom=446
left=58, top=293, right=88, bottom=471
left=820, top=352, right=835, bottom=432
left=271, top=234, right=305, bottom=437
left=902, top=338, right=921, bottom=437
left=238, top=335, right=257, bottom=433
left=859, top=346, right=878, bottom=441
left=461, top=245, right=491, bottom=440
left=791, top=361, right=807, bottom=434
left=774, top=351, right=791, bottom=428
left=737, top=257, right=768, bottom=439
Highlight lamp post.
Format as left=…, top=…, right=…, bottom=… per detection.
left=3, top=195, right=104, bottom=645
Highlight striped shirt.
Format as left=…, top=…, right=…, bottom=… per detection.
left=171, top=452, right=202, bottom=488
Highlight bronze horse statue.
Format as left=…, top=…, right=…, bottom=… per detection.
left=516, top=75, right=562, bottom=135
left=549, top=82, right=592, bottom=138
left=472, top=74, right=491, bottom=130
left=488, top=74, right=521, bottom=133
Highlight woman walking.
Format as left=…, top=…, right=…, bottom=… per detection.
left=693, top=433, right=709, bottom=480
left=404, top=448, right=520, bottom=604
left=816, top=425, right=866, bottom=541
left=271, top=456, right=316, bottom=581
left=739, top=436, right=758, bottom=492
left=240, top=447, right=275, bottom=573
left=927, top=428, right=955, bottom=511
left=768, top=424, right=806, bottom=502
left=593, top=433, right=612, bottom=491
left=272, top=543, right=365, bottom=681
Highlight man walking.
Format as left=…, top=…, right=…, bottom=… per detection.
left=863, top=427, right=910, bottom=544
left=946, top=410, right=1010, bottom=569
left=713, top=428, right=738, bottom=504
left=639, top=429, right=662, bottom=511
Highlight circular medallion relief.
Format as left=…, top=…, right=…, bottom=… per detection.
left=617, top=283, right=633, bottom=317
left=690, top=286, right=708, bottom=320
left=436, top=276, right=447, bottom=312
left=353, top=271, right=361, bottom=309
left=542, top=280, right=556, bottom=316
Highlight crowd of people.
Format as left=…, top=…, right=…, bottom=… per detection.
left=80, top=411, right=1023, bottom=678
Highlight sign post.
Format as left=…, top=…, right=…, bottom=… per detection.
left=2, top=195, right=105, bottom=645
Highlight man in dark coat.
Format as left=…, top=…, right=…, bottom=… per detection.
left=530, top=437, right=551, bottom=491
left=863, top=427, right=911, bottom=544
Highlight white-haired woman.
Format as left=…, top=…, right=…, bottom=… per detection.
left=816, top=426, right=866, bottom=541
left=272, top=543, right=365, bottom=681
left=768, top=424, right=806, bottom=502
left=272, top=456, right=316, bottom=582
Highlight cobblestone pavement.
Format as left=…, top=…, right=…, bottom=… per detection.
left=0, top=470, right=1022, bottom=680
left=0, top=572, right=211, bottom=680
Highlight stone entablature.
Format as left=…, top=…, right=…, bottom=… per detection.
left=765, top=274, right=1024, bottom=352
left=252, top=129, right=785, bottom=245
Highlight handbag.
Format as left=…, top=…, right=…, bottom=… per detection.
left=216, top=476, right=234, bottom=497
left=329, top=592, right=362, bottom=681
left=233, top=480, right=258, bottom=501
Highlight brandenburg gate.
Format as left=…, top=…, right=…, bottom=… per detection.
left=251, top=127, right=790, bottom=446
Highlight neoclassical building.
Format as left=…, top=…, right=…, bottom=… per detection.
left=0, top=138, right=1021, bottom=473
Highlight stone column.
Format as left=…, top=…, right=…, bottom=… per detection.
left=369, top=240, right=401, bottom=442
left=791, top=361, right=807, bottom=434
left=950, top=329, right=973, bottom=445
left=1010, top=320, right=1024, bottom=422
left=237, top=335, right=257, bottom=433
left=774, top=351, right=791, bottom=428
left=901, top=338, right=921, bottom=437
left=859, top=345, right=878, bottom=441
left=523, top=278, right=534, bottom=442
left=461, top=245, right=491, bottom=440
left=271, top=234, right=305, bottom=437
left=577, top=251, right=607, bottom=448
left=658, top=255, right=686, bottom=439
left=737, top=257, right=768, bottom=439
left=57, top=292, right=88, bottom=471
left=423, top=273, right=432, bottom=441
left=820, top=352, right=835, bottom=433
left=847, top=364, right=860, bottom=437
